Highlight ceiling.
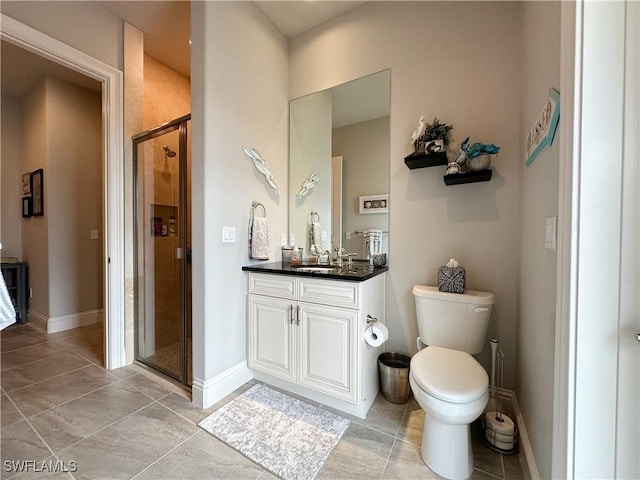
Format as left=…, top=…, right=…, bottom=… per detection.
left=1, top=40, right=102, bottom=98
left=1, top=1, right=364, bottom=98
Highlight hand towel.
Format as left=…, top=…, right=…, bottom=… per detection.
left=250, top=216, right=270, bottom=260
left=0, top=273, right=16, bottom=331
left=309, top=222, right=322, bottom=251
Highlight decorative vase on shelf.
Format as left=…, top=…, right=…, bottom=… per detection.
left=467, top=154, right=491, bottom=171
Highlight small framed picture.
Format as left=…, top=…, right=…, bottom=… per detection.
left=30, top=168, right=44, bottom=216
left=359, top=194, right=389, bottom=214
left=22, top=197, right=32, bottom=218
left=22, top=173, right=31, bottom=196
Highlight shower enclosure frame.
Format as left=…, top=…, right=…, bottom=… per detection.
left=132, top=114, right=191, bottom=387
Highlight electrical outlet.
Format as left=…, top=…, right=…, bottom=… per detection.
left=321, top=231, right=328, bottom=242
left=90, top=229, right=99, bottom=240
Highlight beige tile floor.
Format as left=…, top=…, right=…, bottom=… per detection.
left=1, top=323, right=525, bottom=479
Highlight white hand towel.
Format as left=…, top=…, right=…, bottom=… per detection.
left=250, top=216, right=270, bottom=260
left=0, top=274, right=16, bottom=331
left=309, top=222, right=322, bottom=250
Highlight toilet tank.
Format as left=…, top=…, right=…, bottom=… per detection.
left=412, top=285, right=494, bottom=354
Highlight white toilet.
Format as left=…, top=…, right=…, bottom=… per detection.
left=410, top=285, right=495, bottom=480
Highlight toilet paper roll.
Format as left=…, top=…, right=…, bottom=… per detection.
left=364, top=323, right=389, bottom=347
left=484, top=412, right=516, bottom=451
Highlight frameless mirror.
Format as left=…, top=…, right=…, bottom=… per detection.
left=289, top=70, right=390, bottom=260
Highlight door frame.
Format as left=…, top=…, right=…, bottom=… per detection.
left=1, top=14, right=126, bottom=369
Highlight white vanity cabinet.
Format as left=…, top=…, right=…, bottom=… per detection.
left=247, top=272, right=386, bottom=419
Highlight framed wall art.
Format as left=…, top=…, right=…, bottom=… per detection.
left=22, top=172, right=31, bottom=196
left=30, top=168, right=44, bottom=216
left=359, top=194, right=389, bottom=214
left=525, top=88, right=560, bottom=166
left=22, top=197, right=32, bottom=218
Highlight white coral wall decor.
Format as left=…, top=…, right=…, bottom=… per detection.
left=242, top=145, right=280, bottom=193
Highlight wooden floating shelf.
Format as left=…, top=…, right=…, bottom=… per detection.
left=444, top=169, right=492, bottom=186
left=404, top=151, right=448, bottom=169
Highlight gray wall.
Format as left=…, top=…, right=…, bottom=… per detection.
left=191, top=1, right=289, bottom=403
left=289, top=90, right=332, bottom=252
left=46, top=77, right=103, bottom=318
left=517, top=3, right=561, bottom=478
left=290, top=1, right=523, bottom=388
left=332, top=116, right=390, bottom=256
left=6, top=76, right=103, bottom=320
left=1, top=95, right=23, bottom=258
left=20, top=80, right=49, bottom=316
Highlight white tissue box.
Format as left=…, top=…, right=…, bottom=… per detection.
left=438, top=266, right=465, bottom=294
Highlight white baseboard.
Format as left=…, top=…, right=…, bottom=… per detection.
left=499, top=388, right=540, bottom=480
left=192, top=361, right=253, bottom=409
left=27, top=310, right=48, bottom=333
left=29, top=309, right=104, bottom=334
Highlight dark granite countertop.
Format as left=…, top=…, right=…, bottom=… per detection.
left=242, top=261, right=388, bottom=282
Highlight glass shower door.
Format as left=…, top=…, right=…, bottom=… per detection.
left=133, top=116, right=191, bottom=386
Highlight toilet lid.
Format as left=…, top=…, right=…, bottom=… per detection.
left=410, top=346, right=488, bottom=403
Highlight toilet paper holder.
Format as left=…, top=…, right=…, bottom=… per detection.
left=366, top=314, right=378, bottom=336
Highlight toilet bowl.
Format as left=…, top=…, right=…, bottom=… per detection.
left=410, top=346, right=489, bottom=480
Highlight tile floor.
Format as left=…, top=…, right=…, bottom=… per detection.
left=1, top=323, right=526, bottom=479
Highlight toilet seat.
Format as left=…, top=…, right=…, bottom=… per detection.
left=411, top=346, right=488, bottom=403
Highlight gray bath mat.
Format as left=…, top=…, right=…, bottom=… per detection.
left=198, top=383, right=350, bottom=480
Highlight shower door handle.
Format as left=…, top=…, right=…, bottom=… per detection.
left=186, top=248, right=192, bottom=264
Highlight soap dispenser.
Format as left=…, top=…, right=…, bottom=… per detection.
left=291, top=246, right=301, bottom=265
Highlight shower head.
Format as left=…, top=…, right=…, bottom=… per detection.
left=163, top=145, right=177, bottom=158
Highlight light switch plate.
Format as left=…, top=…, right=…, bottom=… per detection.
left=222, top=226, right=236, bottom=243
left=90, top=229, right=99, bottom=240
left=545, top=217, right=557, bottom=250
left=321, top=231, right=328, bottom=242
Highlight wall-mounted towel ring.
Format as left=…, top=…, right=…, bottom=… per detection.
left=251, top=201, right=266, bottom=217
left=243, top=146, right=280, bottom=193
left=297, top=173, right=319, bottom=198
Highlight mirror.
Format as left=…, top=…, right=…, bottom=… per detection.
left=289, top=70, right=390, bottom=260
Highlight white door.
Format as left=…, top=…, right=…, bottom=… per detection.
left=558, top=1, right=639, bottom=477
left=248, top=295, right=296, bottom=382
left=615, top=1, right=639, bottom=475
left=298, top=302, right=357, bottom=402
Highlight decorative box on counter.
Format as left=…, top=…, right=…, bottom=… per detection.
left=438, top=258, right=465, bottom=294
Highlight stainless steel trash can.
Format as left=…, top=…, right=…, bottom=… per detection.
left=378, top=352, right=411, bottom=404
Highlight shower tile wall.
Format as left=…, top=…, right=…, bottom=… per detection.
left=143, top=55, right=190, bottom=129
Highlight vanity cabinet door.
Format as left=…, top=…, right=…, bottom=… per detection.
left=248, top=295, right=296, bottom=382
left=297, top=302, right=358, bottom=403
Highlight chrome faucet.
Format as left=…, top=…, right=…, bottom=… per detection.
left=335, top=247, right=356, bottom=268
left=319, top=250, right=333, bottom=266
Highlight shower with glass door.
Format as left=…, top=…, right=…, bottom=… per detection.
left=132, top=114, right=192, bottom=387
